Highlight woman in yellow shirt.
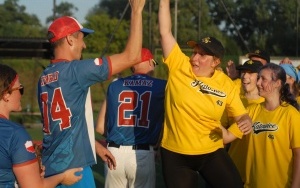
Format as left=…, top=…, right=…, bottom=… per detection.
left=159, top=0, right=252, bottom=187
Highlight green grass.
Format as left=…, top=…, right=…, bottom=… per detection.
left=26, top=126, right=44, bottom=140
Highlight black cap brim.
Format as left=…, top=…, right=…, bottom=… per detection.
left=187, top=41, right=215, bottom=56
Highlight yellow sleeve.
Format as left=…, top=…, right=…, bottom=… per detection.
left=228, top=122, right=243, bottom=139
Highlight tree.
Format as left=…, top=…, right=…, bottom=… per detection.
left=46, top=2, right=78, bottom=24
left=0, top=0, right=44, bottom=37
left=90, top=0, right=130, bottom=20
left=83, top=13, right=130, bottom=54
left=87, top=0, right=241, bottom=56
left=206, top=0, right=300, bottom=56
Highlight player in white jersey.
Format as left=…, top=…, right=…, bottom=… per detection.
left=37, top=1, right=145, bottom=187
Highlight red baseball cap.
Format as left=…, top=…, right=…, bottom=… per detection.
left=141, top=48, right=158, bottom=66
left=48, top=16, right=94, bottom=43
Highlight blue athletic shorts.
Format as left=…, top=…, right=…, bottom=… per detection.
left=56, top=166, right=96, bottom=188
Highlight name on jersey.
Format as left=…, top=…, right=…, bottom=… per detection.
left=252, top=122, right=278, bottom=134
left=123, top=79, right=153, bottom=87
left=191, top=80, right=226, bottom=97
left=40, top=71, right=59, bottom=86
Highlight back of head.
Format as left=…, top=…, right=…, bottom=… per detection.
left=47, top=16, right=94, bottom=43
left=246, top=49, right=270, bottom=64
left=131, top=48, right=157, bottom=73
left=280, top=64, right=299, bottom=83
left=0, top=64, right=17, bottom=98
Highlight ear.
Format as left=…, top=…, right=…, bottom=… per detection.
left=148, top=60, right=153, bottom=67
left=211, top=58, right=221, bottom=68
left=65, top=35, right=73, bottom=46
left=274, top=79, right=282, bottom=89
left=291, top=77, right=296, bottom=83
left=2, top=92, right=10, bottom=102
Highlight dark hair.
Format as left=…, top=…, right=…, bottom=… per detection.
left=47, top=31, right=55, bottom=42
left=260, top=63, right=299, bottom=110
left=0, top=64, right=17, bottom=99
left=291, top=81, right=300, bottom=97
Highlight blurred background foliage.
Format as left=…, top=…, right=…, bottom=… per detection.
left=1, top=1, right=298, bottom=186
left=0, top=0, right=300, bottom=117
left=1, top=0, right=299, bottom=55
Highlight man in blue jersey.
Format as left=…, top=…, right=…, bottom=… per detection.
left=37, top=0, right=145, bottom=187
left=96, top=48, right=166, bottom=188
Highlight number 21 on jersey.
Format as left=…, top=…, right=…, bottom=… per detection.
left=118, top=90, right=151, bottom=128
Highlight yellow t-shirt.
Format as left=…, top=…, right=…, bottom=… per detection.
left=244, top=103, right=300, bottom=188
left=221, top=75, right=264, bottom=136
left=233, top=78, right=243, bottom=96
left=297, top=96, right=300, bottom=108
left=160, top=44, right=247, bottom=155
left=227, top=96, right=264, bottom=182
left=223, top=95, right=264, bottom=127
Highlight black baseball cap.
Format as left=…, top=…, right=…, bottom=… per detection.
left=187, top=36, right=225, bottom=59
left=246, top=49, right=270, bottom=63
left=236, top=59, right=263, bottom=73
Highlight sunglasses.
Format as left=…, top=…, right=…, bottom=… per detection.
left=9, top=84, right=24, bottom=95
left=152, top=60, right=158, bottom=67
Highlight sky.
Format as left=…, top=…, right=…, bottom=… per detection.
left=0, top=0, right=100, bottom=26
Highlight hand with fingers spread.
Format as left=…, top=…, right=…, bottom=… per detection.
left=226, top=60, right=239, bottom=80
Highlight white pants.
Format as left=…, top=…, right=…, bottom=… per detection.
left=104, top=145, right=156, bottom=188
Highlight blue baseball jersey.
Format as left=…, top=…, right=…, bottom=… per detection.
left=106, top=74, right=166, bottom=145
left=37, top=57, right=111, bottom=177
left=0, top=118, right=37, bottom=187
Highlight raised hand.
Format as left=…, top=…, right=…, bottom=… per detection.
left=129, top=0, right=146, bottom=13
left=226, top=60, right=239, bottom=80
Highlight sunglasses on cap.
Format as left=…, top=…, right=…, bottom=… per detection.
left=152, top=59, right=158, bottom=67
left=9, top=84, right=24, bottom=95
